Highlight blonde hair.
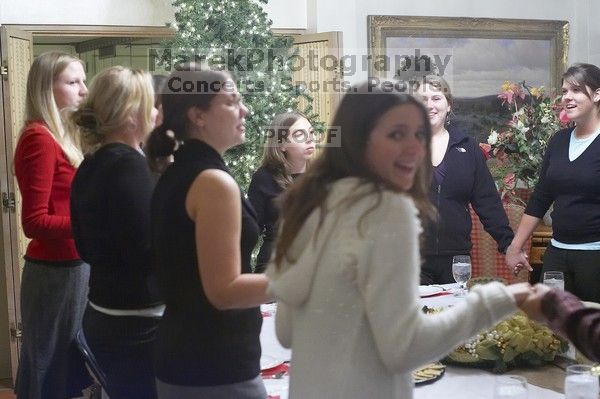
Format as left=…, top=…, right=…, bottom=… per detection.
left=70, top=66, right=155, bottom=154
left=260, top=112, right=310, bottom=188
left=25, top=51, right=85, bottom=166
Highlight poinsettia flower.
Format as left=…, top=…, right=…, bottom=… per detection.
left=559, top=108, right=570, bottom=124
left=498, top=90, right=514, bottom=105
left=510, top=83, right=526, bottom=101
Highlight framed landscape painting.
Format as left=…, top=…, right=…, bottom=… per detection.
left=367, top=16, right=569, bottom=141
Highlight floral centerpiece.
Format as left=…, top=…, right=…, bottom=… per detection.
left=479, top=81, right=571, bottom=204
left=445, top=311, right=569, bottom=373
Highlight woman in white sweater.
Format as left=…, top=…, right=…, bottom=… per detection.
left=266, top=84, right=532, bottom=399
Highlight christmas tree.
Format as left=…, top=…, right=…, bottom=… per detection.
left=162, top=0, right=318, bottom=189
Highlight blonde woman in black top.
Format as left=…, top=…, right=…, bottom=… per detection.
left=248, top=112, right=315, bottom=272
left=70, top=66, right=161, bottom=398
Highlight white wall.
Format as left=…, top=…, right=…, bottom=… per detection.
left=0, top=0, right=175, bottom=26
left=311, top=0, right=592, bottom=83
left=1, top=0, right=591, bottom=63
left=263, top=0, right=308, bottom=29
left=0, top=0, right=306, bottom=29
left=588, top=0, right=600, bottom=66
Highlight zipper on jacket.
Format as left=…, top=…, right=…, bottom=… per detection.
left=435, top=184, right=441, bottom=254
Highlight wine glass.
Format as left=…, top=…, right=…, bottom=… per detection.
left=452, top=255, right=471, bottom=297
left=494, top=375, right=529, bottom=399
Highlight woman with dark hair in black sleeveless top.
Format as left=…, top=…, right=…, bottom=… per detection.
left=148, top=64, right=272, bottom=398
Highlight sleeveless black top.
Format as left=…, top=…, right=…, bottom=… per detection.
left=151, top=139, right=261, bottom=385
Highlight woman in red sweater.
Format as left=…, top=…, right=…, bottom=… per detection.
left=13, top=51, right=90, bottom=399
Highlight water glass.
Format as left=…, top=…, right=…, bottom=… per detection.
left=565, top=364, right=599, bottom=399
left=452, top=255, right=471, bottom=297
left=543, top=271, right=565, bottom=290
left=494, top=375, right=528, bottom=399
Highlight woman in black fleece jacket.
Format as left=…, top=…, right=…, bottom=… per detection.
left=508, top=63, right=600, bottom=302
left=416, top=75, right=514, bottom=284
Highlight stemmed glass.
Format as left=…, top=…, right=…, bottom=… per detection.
left=452, top=255, right=472, bottom=297
left=494, top=375, right=529, bottom=398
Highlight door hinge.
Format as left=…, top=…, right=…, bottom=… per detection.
left=2, top=192, right=16, bottom=212
left=0, top=62, right=7, bottom=79
left=10, top=322, right=22, bottom=340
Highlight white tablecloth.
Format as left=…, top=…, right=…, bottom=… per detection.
left=260, top=302, right=290, bottom=398
left=414, top=366, right=564, bottom=398
left=259, top=285, right=566, bottom=398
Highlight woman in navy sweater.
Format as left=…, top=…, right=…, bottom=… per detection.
left=508, top=63, right=600, bottom=302
left=248, top=112, right=315, bottom=272
left=416, top=74, right=514, bottom=284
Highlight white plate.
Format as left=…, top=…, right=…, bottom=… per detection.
left=260, top=354, right=284, bottom=370
left=418, top=285, right=445, bottom=297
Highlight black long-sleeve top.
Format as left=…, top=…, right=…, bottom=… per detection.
left=248, top=166, right=285, bottom=272
left=422, top=129, right=514, bottom=256
left=71, top=143, right=161, bottom=309
left=526, top=127, right=600, bottom=244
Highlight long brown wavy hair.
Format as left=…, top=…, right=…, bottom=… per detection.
left=260, top=111, right=311, bottom=189
left=274, top=83, right=435, bottom=267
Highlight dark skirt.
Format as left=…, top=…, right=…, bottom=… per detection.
left=15, top=259, right=91, bottom=399
left=82, top=305, right=159, bottom=399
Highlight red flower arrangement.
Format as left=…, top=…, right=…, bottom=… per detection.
left=481, top=81, right=571, bottom=203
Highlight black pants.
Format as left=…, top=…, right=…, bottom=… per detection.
left=420, top=255, right=465, bottom=285
left=541, top=245, right=600, bottom=302
left=83, top=305, right=160, bottom=399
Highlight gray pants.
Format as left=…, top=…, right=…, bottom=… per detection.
left=15, top=259, right=91, bottom=399
left=156, top=375, right=267, bottom=399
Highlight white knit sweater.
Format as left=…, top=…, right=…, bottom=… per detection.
left=267, top=177, right=517, bottom=399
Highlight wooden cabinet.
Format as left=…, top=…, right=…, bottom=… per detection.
left=529, top=224, right=552, bottom=284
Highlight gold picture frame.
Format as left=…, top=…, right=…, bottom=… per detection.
left=367, top=15, right=569, bottom=142
left=367, top=15, right=569, bottom=92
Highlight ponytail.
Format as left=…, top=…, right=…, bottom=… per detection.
left=146, top=124, right=179, bottom=159
left=68, top=105, right=103, bottom=154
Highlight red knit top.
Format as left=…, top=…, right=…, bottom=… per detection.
left=13, top=121, right=80, bottom=261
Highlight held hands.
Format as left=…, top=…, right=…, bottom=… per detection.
left=516, top=283, right=552, bottom=323
left=506, top=282, right=536, bottom=306
left=505, top=243, right=532, bottom=276
left=506, top=283, right=552, bottom=323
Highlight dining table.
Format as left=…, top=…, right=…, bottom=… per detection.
left=259, top=283, right=568, bottom=398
